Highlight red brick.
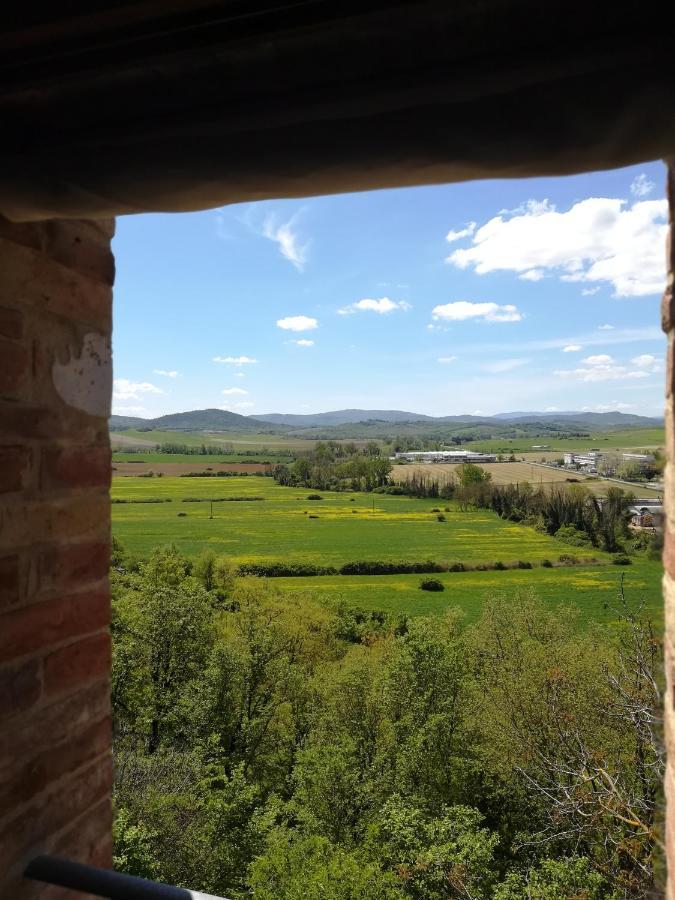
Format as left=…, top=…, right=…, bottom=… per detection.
left=0, top=659, right=41, bottom=721
left=43, top=633, right=110, bottom=699
left=0, top=754, right=113, bottom=872
left=39, top=542, right=110, bottom=592
left=0, top=240, right=111, bottom=330
left=0, top=496, right=110, bottom=550
left=0, top=339, right=29, bottom=395
left=41, top=445, right=110, bottom=491
left=0, top=680, right=109, bottom=772
left=0, top=446, right=30, bottom=494
left=0, top=716, right=110, bottom=811
left=0, top=306, right=23, bottom=340
left=0, top=555, right=20, bottom=609
left=0, top=405, right=106, bottom=442
left=0, top=590, right=109, bottom=664
left=49, top=795, right=113, bottom=872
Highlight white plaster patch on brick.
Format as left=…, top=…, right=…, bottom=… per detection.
left=52, top=332, right=112, bottom=417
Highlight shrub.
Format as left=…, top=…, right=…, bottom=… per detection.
left=517, top=560, right=533, bottom=569
left=448, top=562, right=465, bottom=572
left=236, top=562, right=337, bottom=577
left=494, top=561, right=506, bottom=570
left=340, top=560, right=445, bottom=576
left=444, top=506, right=450, bottom=512
left=612, top=553, right=632, bottom=566
left=430, top=507, right=441, bottom=512
left=558, top=553, right=579, bottom=565
left=541, top=558, right=553, bottom=568
left=307, top=494, right=323, bottom=500
left=436, top=514, right=446, bottom=522
left=419, top=578, right=445, bottom=592
left=308, top=514, right=319, bottom=519
left=177, top=512, right=187, bottom=517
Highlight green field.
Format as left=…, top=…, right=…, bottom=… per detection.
left=272, top=559, right=662, bottom=626
left=111, top=474, right=662, bottom=625
left=465, top=428, right=664, bottom=454
left=112, top=475, right=605, bottom=566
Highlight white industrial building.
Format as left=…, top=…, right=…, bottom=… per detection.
left=394, top=450, right=497, bottom=463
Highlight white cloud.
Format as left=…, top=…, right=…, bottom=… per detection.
left=630, top=353, right=662, bottom=372
left=555, top=353, right=652, bottom=382
left=432, top=301, right=522, bottom=323
left=598, top=324, right=614, bottom=330
left=630, top=173, right=655, bottom=198
left=482, top=358, right=529, bottom=373
left=113, top=379, right=163, bottom=401
left=213, top=355, right=258, bottom=366
left=339, top=297, right=411, bottom=315
left=234, top=372, right=245, bottom=378
left=581, top=287, right=600, bottom=296
left=519, top=269, right=545, bottom=281
left=437, top=356, right=457, bottom=364
left=262, top=211, right=309, bottom=270
left=583, top=354, right=614, bottom=366
left=276, top=315, right=318, bottom=332
left=446, top=222, right=476, bottom=243
left=222, top=387, right=248, bottom=396
left=447, top=196, right=667, bottom=297
left=153, top=369, right=179, bottom=378
left=291, top=339, right=315, bottom=347
left=562, top=345, right=582, bottom=353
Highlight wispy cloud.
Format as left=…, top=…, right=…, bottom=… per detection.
left=222, top=387, right=248, bottom=396
left=630, top=173, right=655, bottom=198
left=562, top=345, right=582, bottom=353
left=446, top=222, right=476, bottom=243
left=213, top=355, right=258, bottom=366
left=277, top=315, right=318, bottom=332
left=153, top=369, right=179, bottom=378
left=598, top=324, right=614, bottom=330
left=338, top=297, right=411, bottom=315
left=262, top=210, right=309, bottom=271
left=432, top=301, right=522, bottom=323
left=290, top=339, right=315, bottom=347
left=437, top=356, right=457, bottom=364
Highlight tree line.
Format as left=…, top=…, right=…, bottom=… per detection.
left=272, top=441, right=392, bottom=491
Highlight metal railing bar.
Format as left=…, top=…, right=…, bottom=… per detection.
left=24, top=855, right=229, bottom=900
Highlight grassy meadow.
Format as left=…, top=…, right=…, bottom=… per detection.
left=111, top=474, right=663, bottom=626
left=111, top=475, right=600, bottom=565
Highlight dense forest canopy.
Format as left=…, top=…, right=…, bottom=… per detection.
left=111, top=543, right=663, bottom=898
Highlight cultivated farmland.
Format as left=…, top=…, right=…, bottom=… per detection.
left=110, top=474, right=662, bottom=627
left=391, top=461, right=663, bottom=496
left=112, top=475, right=590, bottom=565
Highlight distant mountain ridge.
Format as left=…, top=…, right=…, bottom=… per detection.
left=110, top=407, right=664, bottom=433
left=110, top=408, right=285, bottom=433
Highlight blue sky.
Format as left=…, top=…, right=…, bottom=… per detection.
left=112, top=161, right=667, bottom=419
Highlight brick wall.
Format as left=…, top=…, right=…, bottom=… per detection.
left=0, top=217, right=114, bottom=898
